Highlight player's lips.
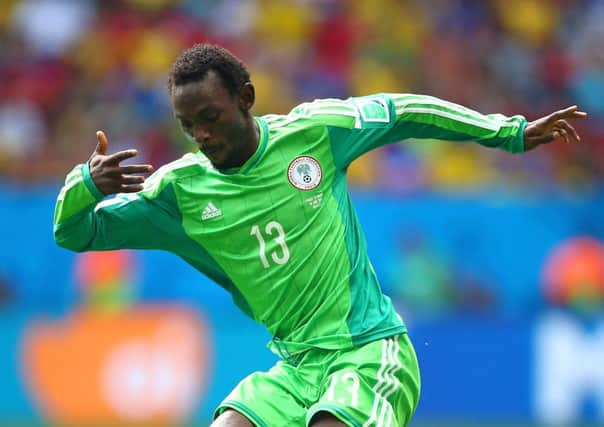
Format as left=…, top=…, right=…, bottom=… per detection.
left=200, top=144, right=222, bottom=157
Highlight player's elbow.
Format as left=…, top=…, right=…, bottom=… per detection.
left=53, top=224, right=88, bottom=253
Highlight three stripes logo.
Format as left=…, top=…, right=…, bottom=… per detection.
left=363, top=336, right=403, bottom=427
left=201, top=202, right=222, bottom=221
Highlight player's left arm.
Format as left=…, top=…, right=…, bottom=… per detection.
left=292, top=94, right=588, bottom=169
left=386, top=94, right=588, bottom=152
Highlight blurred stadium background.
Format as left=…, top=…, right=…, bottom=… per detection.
left=1, top=0, right=603, bottom=426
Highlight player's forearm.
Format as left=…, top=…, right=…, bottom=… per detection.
left=390, top=94, right=527, bottom=153
left=53, top=163, right=105, bottom=252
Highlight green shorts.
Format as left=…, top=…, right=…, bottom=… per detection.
left=214, top=333, right=420, bottom=427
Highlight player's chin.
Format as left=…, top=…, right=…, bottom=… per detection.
left=209, top=154, right=231, bottom=171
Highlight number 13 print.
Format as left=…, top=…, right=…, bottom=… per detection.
left=250, top=221, right=290, bottom=268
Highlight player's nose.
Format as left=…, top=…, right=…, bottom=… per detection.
left=193, top=124, right=211, bottom=143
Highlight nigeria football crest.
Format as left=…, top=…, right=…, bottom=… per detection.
left=287, top=156, right=322, bottom=190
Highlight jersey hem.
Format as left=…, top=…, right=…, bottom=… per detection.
left=351, top=325, right=407, bottom=348
left=269, top=325, right=407, bottom=360
left=307, top=404, right=362, bottom=427
left=214, top=400, right=267, bottom=427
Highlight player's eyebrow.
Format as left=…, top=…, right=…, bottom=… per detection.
left=196, top=105, right=219, bottom=115
left=176, top=106, right=219, bottom=121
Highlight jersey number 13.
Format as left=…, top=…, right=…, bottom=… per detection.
left=250, top=221, right=290, bottom=268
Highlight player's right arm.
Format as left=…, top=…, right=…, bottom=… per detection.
left=53, top=131, right=178, bottom=252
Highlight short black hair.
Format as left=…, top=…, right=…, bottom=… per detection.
left=168, top=44, right=250, bottom=96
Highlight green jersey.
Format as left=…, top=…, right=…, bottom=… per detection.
left=54, top=93, right=526, bottom=358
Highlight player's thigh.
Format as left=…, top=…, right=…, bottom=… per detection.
left=214, top=362, right=308, bottom=427
left=309, top=334, right=420, bottom=427
left=212, top=408, right=254, bottom=427
left=309, top=410, right=348, bottom=426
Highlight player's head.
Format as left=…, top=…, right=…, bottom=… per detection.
left=169, top=44, right=257, bottom=170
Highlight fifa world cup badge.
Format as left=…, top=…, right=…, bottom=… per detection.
left=287, top=156, right=322, bottom=190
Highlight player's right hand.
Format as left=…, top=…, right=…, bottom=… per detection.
left=88, top=130, right=154, bottom=195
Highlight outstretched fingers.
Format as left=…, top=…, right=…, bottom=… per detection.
left=119, top=174, right=146, bottom=185
left=547, top=106, right=588, bottom=123
left=120, top=183, right=145, bottom=193
left=524, top=105, right=588, bottom=151
left=107, top=149, right=140, bottom=164
left=553, top=120, right=580, bottom=144
left=120, top=164, right=155, bottom=174
left=112, top=162, right=154, bottom=192
left=89, top=130, right=155, bottom=195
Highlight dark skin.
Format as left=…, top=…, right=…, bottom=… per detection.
left=87, top=73, right=587, bottom=425
left=212, top=409, right=345, bottom=427
left=171, top=70, right=260, bottom=170
left=523, top=105, right=587, bottom=149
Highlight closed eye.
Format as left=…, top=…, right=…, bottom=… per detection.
left=203, top=111, right=221, bottom=122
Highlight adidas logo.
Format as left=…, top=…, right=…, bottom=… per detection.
left=201, top=202, right=222, bottom=220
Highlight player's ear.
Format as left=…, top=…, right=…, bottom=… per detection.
left=239, top=82, right=255, bottom=112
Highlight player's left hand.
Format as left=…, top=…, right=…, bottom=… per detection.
left=523, top=105, right=588, bottom=151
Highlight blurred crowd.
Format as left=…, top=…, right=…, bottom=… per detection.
left=0, top=0, right=602, bottom=193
